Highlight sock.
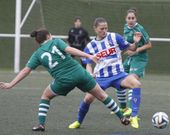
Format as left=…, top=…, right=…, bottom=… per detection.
left=127, top=89, right=133, bottom=108
left=131, top=88, right=141, bottom=117
left=103, top=96, right=123, bottom=119
left=38, top=99, right=50, bottom=125
left=77, top=101, right=90, bottom=124
left=116, top=89, right=127, bottom=109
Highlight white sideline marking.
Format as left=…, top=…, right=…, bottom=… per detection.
left=12, top=87, right=41, bottom=90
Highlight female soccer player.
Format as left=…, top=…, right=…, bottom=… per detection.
left=0, top=28, right=130, bottom=132
left=68, top=17, right=142, bottom=129
left=123, top=8, right=152, bottom=128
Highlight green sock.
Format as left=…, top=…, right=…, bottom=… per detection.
left=116, top=89, right=127, bottom=109
left=103, top=96, right=123, bottom=119
left=38, top=99, right=50, bottom=125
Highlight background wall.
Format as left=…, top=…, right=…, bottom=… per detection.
left=0, top=0, right=170, bottom=74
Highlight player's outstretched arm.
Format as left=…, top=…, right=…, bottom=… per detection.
left=65, top=46, right=99, bottom=64
left=0, top=67, right=32, bottom=90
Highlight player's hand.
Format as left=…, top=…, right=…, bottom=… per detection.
left=90, top=73, right=96, bottom=78
left=0, top=82, right=12, bottom=90
left=133, top=32, right=142, bottom=43
left=124, top=50, right=137, bottom=56
left=88, top=55, right=99, bottom=64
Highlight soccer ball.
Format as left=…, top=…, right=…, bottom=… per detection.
left=152, top=112, right=169, bottom=129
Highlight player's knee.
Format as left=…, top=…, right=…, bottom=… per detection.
left=41, top=88, right=56, bottom=100
left=84, top=95, right=95, bottom=104
left=84, top=98, right=94, bottom=104
left=131, top=80, right=141, bottom=88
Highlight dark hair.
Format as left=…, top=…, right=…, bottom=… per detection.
left=30, top=28, right=50, bottom=44
left=93, top=17, right=107, bottom=27
left=74, top=16, right=81, bottom=22
left=127, top=7, right=137, bottom=17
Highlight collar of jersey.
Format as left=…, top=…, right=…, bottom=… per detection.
left=40, top=39, right=52, bottom=46
left=127, top=22, right=138, bottom=29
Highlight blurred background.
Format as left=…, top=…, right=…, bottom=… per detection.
left=0, top=0, right=170, bottom=74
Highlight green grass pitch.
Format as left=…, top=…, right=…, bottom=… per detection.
left=0, top=72, right=170, bottom=135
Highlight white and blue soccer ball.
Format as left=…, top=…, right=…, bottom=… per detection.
left=152, top=112, right=169, bottom=129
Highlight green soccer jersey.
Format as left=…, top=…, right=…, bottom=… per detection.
left=124, top=23, right=150, bottom=60
left=26, top=38, right=79, bottom=78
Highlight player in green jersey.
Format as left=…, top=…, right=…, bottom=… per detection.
left=0, top=28, right=130, bottom=132
left=123, top=8, right=152, bottom=128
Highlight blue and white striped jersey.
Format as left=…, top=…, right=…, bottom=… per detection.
left=83, top=32, right=130, bottom=78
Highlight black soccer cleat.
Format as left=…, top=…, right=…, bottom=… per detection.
left=120, top=116, right=130, bottom=125
left=32, top=124, right=45, bottom=132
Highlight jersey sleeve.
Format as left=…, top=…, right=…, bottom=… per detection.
left=82, top=44, right=94, bottom=64
left=55, top=38, right=68, bottom=51
left=123, top=24, right=129, bottom=41
left=26, top=52, right=40, bottom=70
left=140, top=26, right=150, bottom=44
left=115, top=33, right=130, bottom=50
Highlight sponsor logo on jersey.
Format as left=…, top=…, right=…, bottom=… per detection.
left=96, top=47, right=116, bottom=59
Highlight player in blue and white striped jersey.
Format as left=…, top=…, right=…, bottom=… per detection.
left=69, top=17, right=142, bottom=129
left=85, top=32, right=129, bottom=78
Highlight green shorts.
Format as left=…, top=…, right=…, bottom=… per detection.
left=50, top=67, right=96, bottom=96
left=123, top=57, right=148, bottom=78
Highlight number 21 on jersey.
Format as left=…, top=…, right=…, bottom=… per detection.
left=41, top=46, right=65, bottom=69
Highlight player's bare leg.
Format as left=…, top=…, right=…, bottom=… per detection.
left=69, top=84, right=130, bottom=129
left=32, top=85, right=57, bottom=131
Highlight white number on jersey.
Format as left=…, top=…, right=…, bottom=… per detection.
left=41, top=46, right=66, bottom=69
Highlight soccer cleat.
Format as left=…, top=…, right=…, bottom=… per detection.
left=68, top=121, right=81, bottom=129
left=123, top=108, right=132, bottom=116
left=32, top=124, right=45, bottom=131
left=120, top=116, right=130, bottom=125
left=110, top=108, right=132, bottom=116
left=130, top=116, right=139, bottom=129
